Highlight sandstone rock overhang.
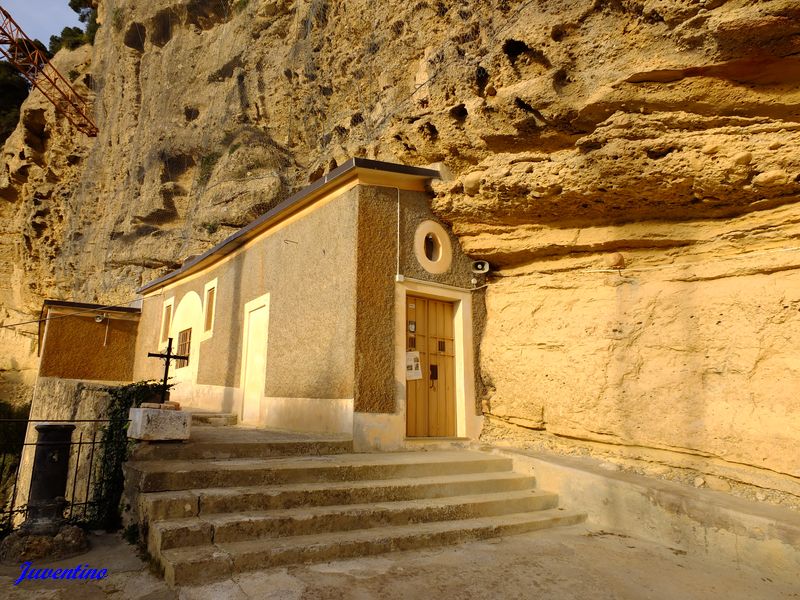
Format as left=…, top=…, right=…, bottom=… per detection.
left=137, top=158, right=440, bottom=295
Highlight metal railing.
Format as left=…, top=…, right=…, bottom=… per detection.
left=0, top=418, right=129, bottom=535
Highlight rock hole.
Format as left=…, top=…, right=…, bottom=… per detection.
left=420, top=122, right=438, bottom=140
left=449, top=104, right=468, bottom=122
left=502, top=39, right=530, bottom=65
left=475, top=66, right=489, bottom=95
left=309, top=165, right=325, bottom=182
left=22, top=108, right=48, bottom=154
left=184, top=107, right=199, bottom=122
left=645, top=147, right=675, bottom=159
left=328, top=158, right=338, bottom=172
left=551, top=24, right=567, bottom=42
left=552, top=68, right=570, bottom=88
left=514, top=97, right=536, bottom=113
left=150, top=8, right=175, bottom=47
left=160, top=153, right=195, bottom=183
left=123, top=23, right=146, bottom=52
left=208, top=55, right=243, bottom=83
left=350, top=112, right=364, bottom=126
left=186, top=0, right=232, bottom=30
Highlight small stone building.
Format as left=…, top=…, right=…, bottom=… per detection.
left=34, top=159, right=485, bottom=451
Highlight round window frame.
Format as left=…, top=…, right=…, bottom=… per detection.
left=413, top=220, right=453, bottom=274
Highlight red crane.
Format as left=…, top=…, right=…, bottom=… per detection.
left=0, top=6, right=98, bottom=137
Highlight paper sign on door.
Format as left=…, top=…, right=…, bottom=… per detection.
left=406, top=351, right=423, bottom=380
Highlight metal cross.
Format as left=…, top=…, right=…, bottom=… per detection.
left=147, top=337, right=188, bottom=403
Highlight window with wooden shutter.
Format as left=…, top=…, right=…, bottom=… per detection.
left=161, top=303, right=172, bottom=344
left=204, top=287, right=216, bottom=332
left=176, top=328, right=191, bottom=368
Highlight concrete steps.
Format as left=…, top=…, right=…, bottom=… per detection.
left=126, top=431, right=585, bottom=587
left=131, top=425, right=353, bottom=461
left=190, top=412, right=238, bottom=427
left=139, top=471, right=538, bottom=521
left=126, top=451, right=513, bottom=492
left=162, top=509, right=586, bottom=586
left=148, top=489, right=560, bottom=553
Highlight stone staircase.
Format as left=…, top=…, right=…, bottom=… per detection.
left=125, top=414, right=585, bottom=586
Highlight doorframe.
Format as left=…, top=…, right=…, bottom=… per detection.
left=239, top=293, right=271, bottom=425
left=394, top=278, right=480, bottom=439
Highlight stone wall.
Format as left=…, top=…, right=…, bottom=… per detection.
left=14, top=378, right=118, bottom=518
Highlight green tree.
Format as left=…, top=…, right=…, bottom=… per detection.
left=48, top=26, right=85, bottom=55
left=69, top=0, right=94, bottom=22
left=69, top=0, right=99, bottom=44
left=0, top=62, right=30, bottom=144
left=49, top=1, right=100, bottom=54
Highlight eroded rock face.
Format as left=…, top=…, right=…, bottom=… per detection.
left=1, top=1, right=798, bottom=503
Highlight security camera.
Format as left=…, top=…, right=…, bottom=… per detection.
left=471, top=260, right=490, bottom=274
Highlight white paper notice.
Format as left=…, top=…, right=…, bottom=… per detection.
left=406, top=351, right=423, bottom=380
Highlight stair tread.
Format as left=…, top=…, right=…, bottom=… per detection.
left=141, top=470, right=534, bottom=503
left=161, top=509, right=585, bottom=563
left=128, top=450, right=507, bottom=473
left=152, top=489, right=556, bottom=531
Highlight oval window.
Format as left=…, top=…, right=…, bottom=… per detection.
left=414, top=220, right=452, bottom=274
left=424, top=233, right=441, bottom=262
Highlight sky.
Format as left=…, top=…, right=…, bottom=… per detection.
left=2, top=0, right=83, bottom=45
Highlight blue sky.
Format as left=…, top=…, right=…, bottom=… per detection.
left=2, top=0, right=83, bottom=45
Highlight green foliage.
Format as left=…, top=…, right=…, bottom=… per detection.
left=48, top=0, right=100, bottom=54
left=85, top=9, right=100, bottom=44
left=123, top=522, right=140, bottom=546
left=88, top=381, right=169, bottom=531
left=0, top=62, right=29, bottom=146
left=112, top=8, right=125, bottom=32
left=49, top=26, right=85, bottom=55
left=202, top=221, right=220, bottom=235
left=69, top=0, right=94, bottom=22
left=197, top=152, right=222, bottom=187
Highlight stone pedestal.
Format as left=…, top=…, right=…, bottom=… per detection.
left=127, top=408, right=191, bottom=441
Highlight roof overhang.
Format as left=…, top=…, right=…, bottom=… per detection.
left=137, top=158, right=440, bottom=296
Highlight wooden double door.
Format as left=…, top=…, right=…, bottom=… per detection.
left=406, top=295, right=456, bottom=437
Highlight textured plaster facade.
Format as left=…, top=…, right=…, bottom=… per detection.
left=39, top=305, right=140, bottom=382
left=133, top=167, right=481, bottom=444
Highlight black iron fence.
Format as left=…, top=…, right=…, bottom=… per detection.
left=0, top=418, right=129, bottom=536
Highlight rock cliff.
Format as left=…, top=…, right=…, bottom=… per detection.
left=1, top=0, right=798, bottom=504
